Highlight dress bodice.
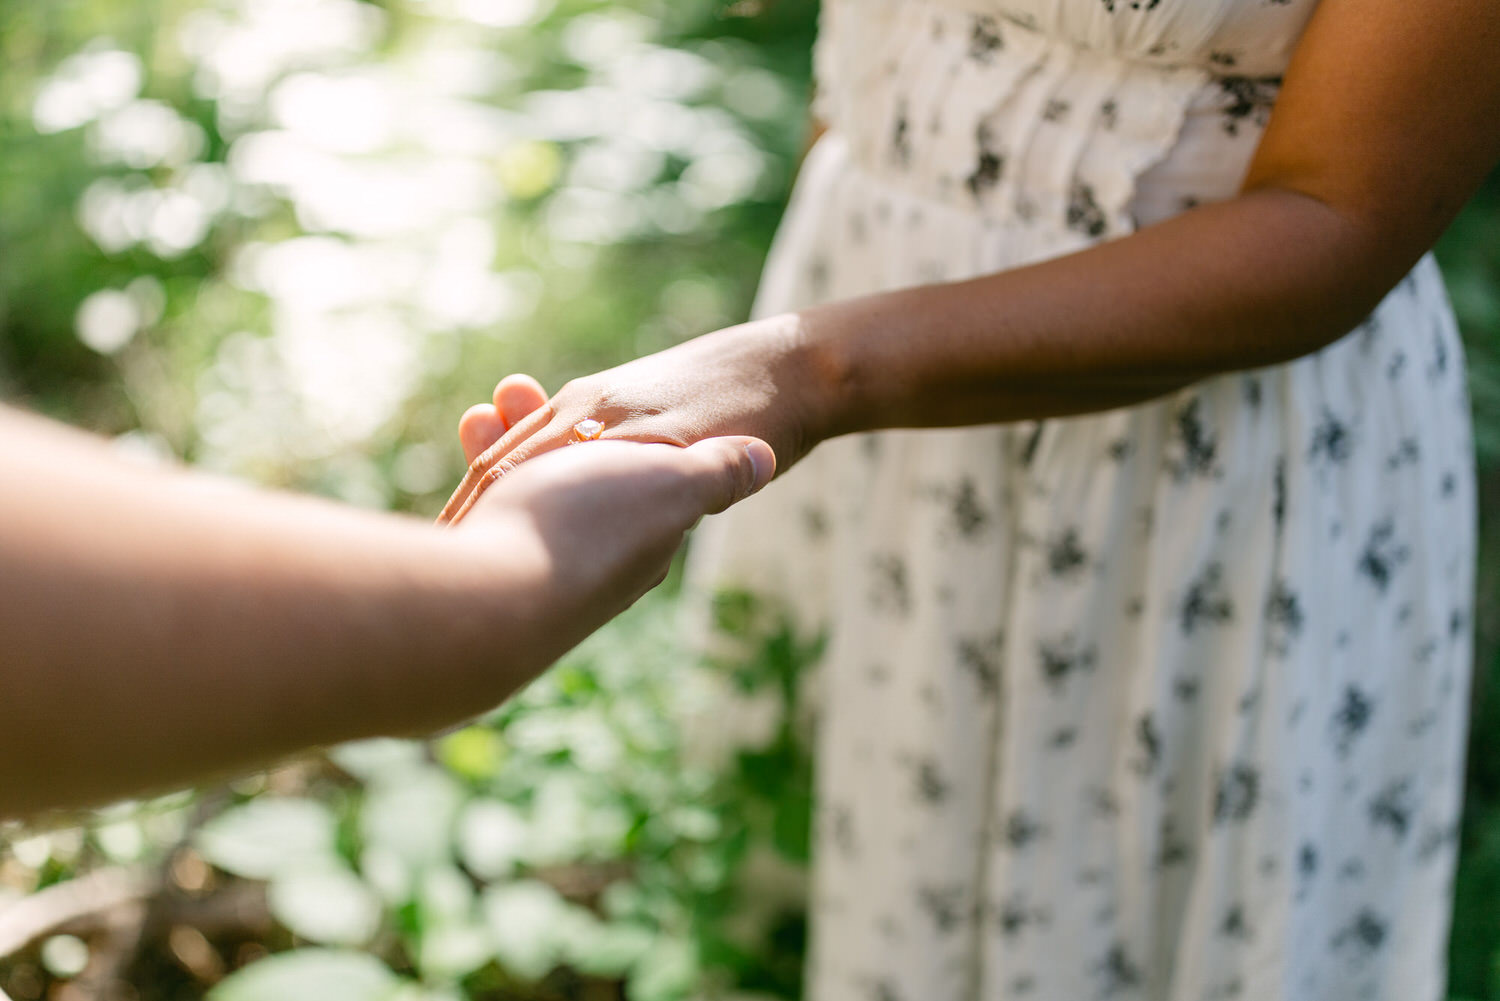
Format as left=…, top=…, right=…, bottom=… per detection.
left=814, top=0, right=1322, bottom=242
left=895, top=0, right=1319, bottom=77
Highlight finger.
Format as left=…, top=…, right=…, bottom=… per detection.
left=456, top=374, right=544, bottom=467
left=446, top=414, right=578, bottom=526
left=679, top=436, right=776, bottom=516
left=494, top=374, right=549, bottom=429
left=438, top=402, right=558, bottom=524
left=458, top=404, right=506, bottom=465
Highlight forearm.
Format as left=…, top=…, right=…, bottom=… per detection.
left=793, top=185, right=1403, bottom=436
left=0, top=410, right=538, bottom=817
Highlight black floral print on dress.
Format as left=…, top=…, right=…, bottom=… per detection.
left=969, top=16, right=1003, bottom=61
left=1038, top=635, right=1097, bottom=689
left=1132, top=711, right=1162, bottom=776
left=1331, top=909, right=1388, bottom=962
left=1066, top=181, right=1108, bottom=236
left=912, top=755, right=950, bottom=804
left=1331, top=685, right=1375, bottom=756
left=1265, top=579, right=1304, bottom=655
left=1357, top=519, right=1410, bottom=593
left=1181, top=562, right=1235, bottom=633
left=870, top=553, right=912, bottom=614
left=1004, top=810, right=1048, bottom=849
left=1094, top=943, right=1144, bottom=995
left=947, top=477, right=990, bottom=536
left=1221, top=904, right=1253, bottom=940
left=997, top=894, right=1041, bottom=938
left=1156, top=817, right=1192, bottom=869
left=1165, top=396, right=1220, bottom=480
left=1046, top=527, right=1089, bottom=578
left=1098, top=98, right=1120, bottom=130
left=1218, top=76, right=1279, bottom=135
left=1367, top=780, right=1414, bottom=840
left=966, top=122, right=1005, bottom=200
left=1309, top=408, right=1354, bottom=466
left=956, top=630, right=1004, bottom=696
left=1214, top=762, right=1261, bottom=822
left=892, top=100, right=913, bottom=168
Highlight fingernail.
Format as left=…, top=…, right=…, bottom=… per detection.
left=743, top=440, right=775, bottom=495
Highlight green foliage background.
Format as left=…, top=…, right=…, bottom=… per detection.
left=1, top=0, right=1497, bottom=998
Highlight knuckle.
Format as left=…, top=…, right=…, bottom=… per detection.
left=558, top=377, right=590, bottom=400
left=489, top=455, right=524, bottom=482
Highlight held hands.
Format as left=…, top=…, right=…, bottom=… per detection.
left=438, top=317, right=824, bottom=526
left=439, top=369, right=776, bottom=664
left=454, top=433, right=775, bottom=642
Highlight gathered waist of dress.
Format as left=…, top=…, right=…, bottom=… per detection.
left=815, top=2, right=1284, bottom=237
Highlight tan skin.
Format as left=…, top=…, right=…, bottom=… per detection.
left=441, top=0, right=1500, bottom=524
left=0, top=404, right=773, bottom=819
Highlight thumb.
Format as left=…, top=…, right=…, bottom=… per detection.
left=680, top=436, right=776, bottom=516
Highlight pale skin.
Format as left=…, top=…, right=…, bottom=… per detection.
left=441, top=0, right=1500, bottom=524
left=0, top=402, right=774, bottom=819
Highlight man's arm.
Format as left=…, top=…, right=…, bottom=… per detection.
left=0, top=406, right=772, bottom=819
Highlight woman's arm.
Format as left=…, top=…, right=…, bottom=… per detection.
left=800, top=0, right=1500, bottom=434
left=440, top=0, right=1500, bottom=521
left=0, top=406, right=772, bottom=819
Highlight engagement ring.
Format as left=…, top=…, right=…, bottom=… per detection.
left=572, top=419, right=605, bottom=442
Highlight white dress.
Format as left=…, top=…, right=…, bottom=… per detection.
left=685, top=1, right=1477, bottom=999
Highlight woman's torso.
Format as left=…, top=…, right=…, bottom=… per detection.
left=814, top=0, right=1322, bottom=247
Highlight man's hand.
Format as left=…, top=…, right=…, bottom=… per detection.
left=453, top=435, right=776, bottom=665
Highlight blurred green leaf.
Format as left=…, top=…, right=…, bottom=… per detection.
left=417, top=921, right=493, bottom=982
left=329, top=739, right=427, bottom=781
left=497, top=140, right=563, bottom=200
left=480, top=880, right=572, bottom=982
left=437, top=727, right=507, bottom=783
left=565, top=920, right=657, bottom=978
left=629, top=937, right=699, bottom=1001
left=417, top=865, right=477, bottom=927
left=40, top=934, right=90, bottom=978
left=195, top=798, right=339, bottom=880
left=209, top=949, right=405, bottom=1001
left=267, top=864, right=383, bottom=947
left=389, top=987, right=465, bottom=1001
left=456, top=800, right=529, bottom=880
left=359, top=767, right=464, bottom=872
left=358, top=844, right=415, bottom=907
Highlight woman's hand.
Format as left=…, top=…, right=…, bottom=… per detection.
left=439, top=315, right=827, bottom=525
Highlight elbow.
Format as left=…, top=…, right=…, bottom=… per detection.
left=1231, top=184, right=1424, bottom=365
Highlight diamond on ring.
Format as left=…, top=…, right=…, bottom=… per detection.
left=572, top=419, right=605, bottom=442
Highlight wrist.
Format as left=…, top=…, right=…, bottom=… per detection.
left=751, top=311, right=858, bottom=448
left=353, top=524, right=545, bottom=736
left=436, top=514, right=618, bottom=710
left=790, top=286, right=946, bottom=437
